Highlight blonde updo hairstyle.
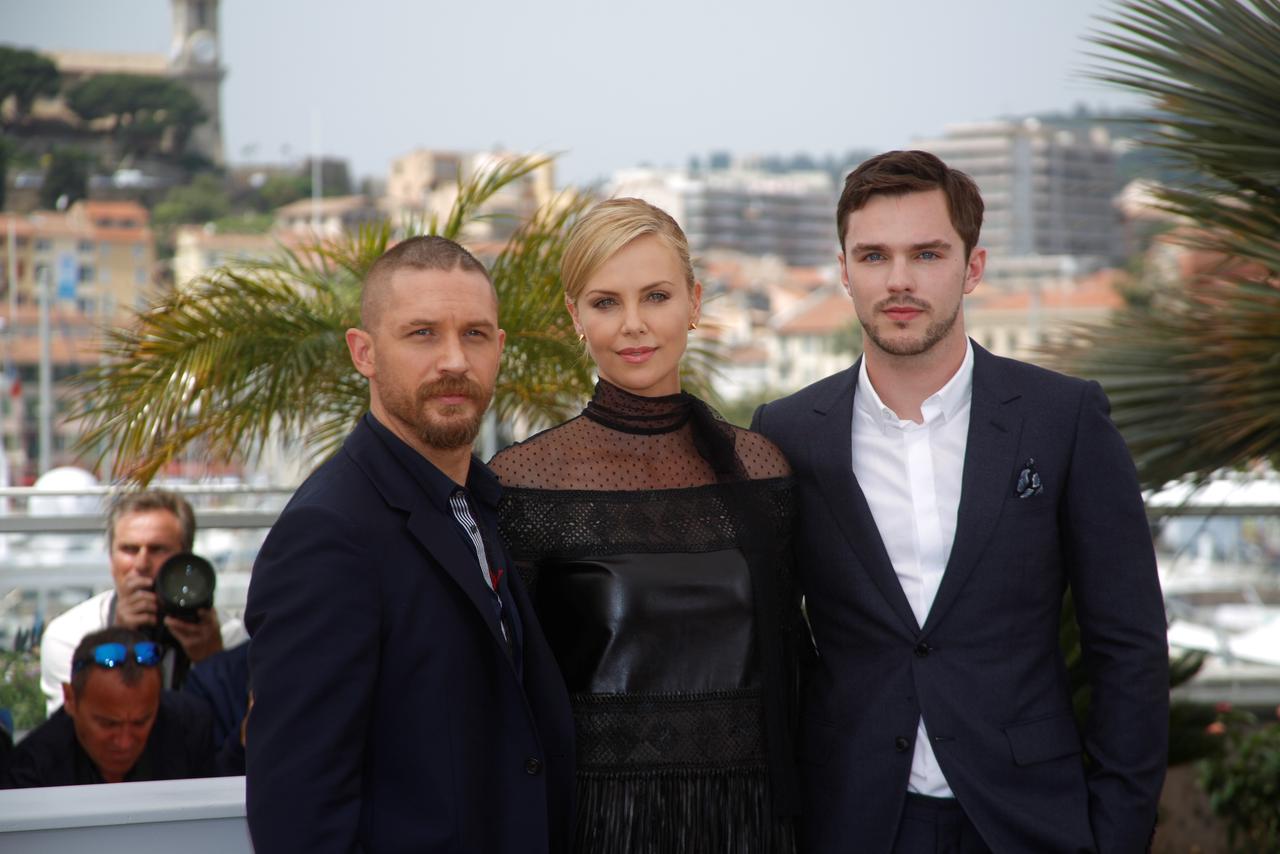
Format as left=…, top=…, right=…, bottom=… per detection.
left=561, top=197, right=696, bottom=305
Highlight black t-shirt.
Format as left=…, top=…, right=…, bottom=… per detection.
left=2, top=691, right=216, bottom=788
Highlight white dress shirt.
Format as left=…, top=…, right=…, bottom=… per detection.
left=851, top=340, right=974, bottom=797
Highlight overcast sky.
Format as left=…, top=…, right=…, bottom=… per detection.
left=3, top=0, right=1139, bottom=185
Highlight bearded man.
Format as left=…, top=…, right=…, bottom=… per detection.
left=244, top=236, right=575, bottom=854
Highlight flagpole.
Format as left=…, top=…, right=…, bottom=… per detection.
left=38, top=262, right=52, bottom=476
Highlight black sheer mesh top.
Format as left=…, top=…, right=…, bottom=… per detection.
left=489, top=380, right=808, bottom=823
left=488, top=380, right=792, bottom=493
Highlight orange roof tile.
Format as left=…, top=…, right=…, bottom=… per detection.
left=775, top=289, right=856, bottom=335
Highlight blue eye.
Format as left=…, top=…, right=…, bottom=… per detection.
left=646, top=291, right=669, bottom=302
left=591, top=297, right=616, bottom=309
left=919, top=251, right=938, bottom=260
left=862, top=252, right=884, bottom=263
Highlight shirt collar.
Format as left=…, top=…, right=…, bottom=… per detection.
left=856, top=338, right=974, bottom=430
left=363, top=412, right=501, bottom=512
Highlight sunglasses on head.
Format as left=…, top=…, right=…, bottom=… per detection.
left=71, top=641, right=162, bottom=673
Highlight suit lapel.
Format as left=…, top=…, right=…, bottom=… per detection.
left=344, top=420, right=518, bottom=671
left=811, top=364, right=921, bottom=634
left=405, top=507, right=515, bottom=664
left=922, top=346, right=1024, bottom=635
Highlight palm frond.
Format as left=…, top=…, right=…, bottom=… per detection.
left=1043, top=0, right=1280, bottom=486
left=75, top=156, right=727, bottom=483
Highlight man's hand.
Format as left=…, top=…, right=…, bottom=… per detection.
left=114, top=573, right=159, bottom=630
left=164, top=608, right=224, bottom=663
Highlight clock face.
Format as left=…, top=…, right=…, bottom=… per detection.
left=188, top=31, right=218, bottom=66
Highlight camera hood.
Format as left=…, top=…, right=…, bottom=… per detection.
left=155, top=552, right=216, bottom=621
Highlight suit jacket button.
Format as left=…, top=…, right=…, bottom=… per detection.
left=894, top=737, right=910, bottom=752
left=525, top=757, right=543, bottom=775
left=914, top=642, right=931, bottom=658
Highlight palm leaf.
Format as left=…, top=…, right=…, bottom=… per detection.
left=74, top=156, right=726, bottom=483
left=1043, top=0, right=1280, bottom=486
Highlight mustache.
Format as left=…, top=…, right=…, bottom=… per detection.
left=875, top=296, right=931, bottom=312
left=416, top=376, right=484, bottom=403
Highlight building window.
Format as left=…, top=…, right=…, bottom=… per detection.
left=35, top=239, right=50, bottom=251
left=78, top=240, right=94, bottom=253
left=79, top=266, right=95, bottom=283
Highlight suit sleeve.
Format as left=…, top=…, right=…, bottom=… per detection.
left=1063, top=381, right=1169, bottom=853
left=245, top=503, right=380, bottom=854
left=750, top=401, right=769, bottom=435
left=171, top=692, right=218, bottom=779
left=2, top=738, right=42, bottom=789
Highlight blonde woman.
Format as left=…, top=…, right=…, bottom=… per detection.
left=490, top=198, right=809, bottom=853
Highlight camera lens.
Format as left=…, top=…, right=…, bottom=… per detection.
left=155, top=553, right=216, bottom=620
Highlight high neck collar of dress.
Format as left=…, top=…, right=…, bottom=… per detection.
left=583, top=379, right=692, bottom=435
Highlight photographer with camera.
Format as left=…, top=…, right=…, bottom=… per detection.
left=39, top=491, right=247, bottom=717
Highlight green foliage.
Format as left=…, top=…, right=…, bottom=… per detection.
left=1044, top=0, right=1280, bottom=487
left=1200, top=710, right=1280, bottom=852
left=253, top=173, right=310, bottom=211
left=152, top=173, right=232, bottom=227
left=0, top=649, right=46, bottom=732
left=719, top=386, right=790, bottom=429
left=38, top=146, right=93, bottom=209
left=0, top=46, right=61, bottom=123
left=64, top=74, right=207, bottom=157
left=211, top=211, right=275, bottom=235
left=0, top=134, right=12, bottom=210
left=73, top=155, right=676, bottom=483
left=830, top=320, right=863, bottom=358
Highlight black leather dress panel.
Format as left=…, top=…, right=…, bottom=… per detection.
left=535, top=549, right=757, bottom=695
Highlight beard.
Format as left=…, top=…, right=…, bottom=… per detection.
left=382, top=375, right=493, bottom=451
left=860, top=294, right=962, bottom=357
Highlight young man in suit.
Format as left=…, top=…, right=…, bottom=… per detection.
left=245, top=236, right=574, bottom=853
left=753, top=151, right=1168, bottom=853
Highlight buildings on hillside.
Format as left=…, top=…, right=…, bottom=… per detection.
left=0, top=200, right=156, bottom=315
left=385, top=149, right=556, bottom=241
left=611, top=165, right=836, bottom=267
left=0, top=201, right=157, bottom=480
left=15, top=0, right=226, bottom=166
left=913, top=118, right=1126, bottom=290
left=698, top=253, right=1131, bottom=406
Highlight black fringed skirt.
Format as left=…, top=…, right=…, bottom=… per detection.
left=571, top=689, right=797, bottom=854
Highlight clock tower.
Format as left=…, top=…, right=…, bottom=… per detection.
left=168, top=0, right=225, bottom=164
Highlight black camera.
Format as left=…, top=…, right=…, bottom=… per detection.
left=154, top=552, right=217, bottom=623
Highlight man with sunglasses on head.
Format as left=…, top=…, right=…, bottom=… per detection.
left=5, top=627, right=216, bottom=788
left=39, top=490, right=248, bottom=716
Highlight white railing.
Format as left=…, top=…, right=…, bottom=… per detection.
left=0, top=776, right=250, bottom=852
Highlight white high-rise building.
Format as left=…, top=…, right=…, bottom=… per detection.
left=914, top=118, right=1125, bottom=288
left=611, top=166, right=836, bottom=267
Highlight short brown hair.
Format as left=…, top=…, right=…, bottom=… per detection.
left=361, top=235, right=492, bottom=329
left=561, top=198, right=695, bottom=303
left=106, top=490, right=195, bottom=552
left=836, top=150, right=984, bottom=256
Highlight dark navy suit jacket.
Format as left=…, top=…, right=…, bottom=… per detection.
left=245, top=415, right=575, bottom=853
left=753, top=344, right=1168, bottom=854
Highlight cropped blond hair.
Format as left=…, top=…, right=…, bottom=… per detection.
left=561, top=198, right=695, bottom=303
